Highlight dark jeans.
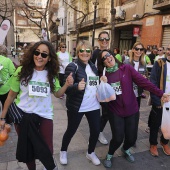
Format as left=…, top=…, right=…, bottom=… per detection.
left=100, top=102, right=109, bottom=132
left=61, top=109, right=100, bottom=154
left=149, top=106, right=169, bottom=145
left=59, top=73, right=64, bottom=87
left=108, top=111, right=139, bottom=155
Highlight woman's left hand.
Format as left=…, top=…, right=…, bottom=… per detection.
left=161, top=93, right=170, bottom=103
left=66, top=72, right=73, bottom=86
left=100, top=76, right=107, bottom=83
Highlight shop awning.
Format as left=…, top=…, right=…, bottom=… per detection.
left=115, top=21, right=143, bottom=28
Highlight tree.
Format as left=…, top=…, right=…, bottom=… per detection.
left=0, top=0, right=15, bottom=22
left=63, top=0, right=90, bottom=45
left=110, top=0, right=116, bottom=50
left=15, top=0, right=52, bottom=40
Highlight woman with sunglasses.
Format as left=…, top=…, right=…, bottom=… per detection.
left=60, top=40, right=101, bottom=166
left=97, top=49, right=169, bottom=168
left=0, top=41, right=73, bottom=170
left=124, top=42, right=148, bottom=108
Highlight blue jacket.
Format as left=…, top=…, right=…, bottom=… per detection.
left=64, top=58, right=98, bottom=112
left=150, top=58, right=167, bottom=106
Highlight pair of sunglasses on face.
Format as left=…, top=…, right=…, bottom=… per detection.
left=79, top=49, right=91, bottom=53
left=34, top=51, right=48, bottom=58
left=98, top=37, right=110, bottom=41
left=102, top=52, right=111, bottom=62
left=61, top=46, right=66, bottom=48
left=134, top=47, right=144, bottom=51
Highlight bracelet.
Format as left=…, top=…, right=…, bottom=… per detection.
left=0, top=118, right=6, bottom=121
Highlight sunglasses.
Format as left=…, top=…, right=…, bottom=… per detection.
left=167, top=48, right=170, bottom=51
left=79, top=49, right=91, bottom=53
left=102, top=52, right=111, bottom=62
left=98, top=37, right=110, bottom=41
left=158, top=49, right=162, bottom=51
left=134, top=47, right=144, bottom=51
left=61, top=46, right=66, bottom=48
left=34, top=51, right=48, bottom=58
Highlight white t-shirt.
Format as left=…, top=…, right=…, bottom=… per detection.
left=165, top=61, right=170, bottom=94
left=133, top=61, right=139, bottom=97
left=155, top=54, right=165, bottom=61
left=79, top=64, right=100, bottom=112
left=11, top=67, right=61, bottom=120
left=57, top=51, right=70, bottom=74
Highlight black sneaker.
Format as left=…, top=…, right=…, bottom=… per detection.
left=104, top=154, right=113, bottom=168
left=121, top=147, right=135, bottom=163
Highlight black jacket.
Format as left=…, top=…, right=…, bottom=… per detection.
left=64, top=58, right=98, bottom=112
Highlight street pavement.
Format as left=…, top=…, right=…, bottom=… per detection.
left=0, top=55, right=170, bottom=170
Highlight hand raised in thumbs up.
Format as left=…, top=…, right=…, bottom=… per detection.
left=65, top=72, right=73, bottom=86
left=78, top=78, right=86, bottom=90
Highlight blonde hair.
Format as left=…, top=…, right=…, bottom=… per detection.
left=0, top=45, right=8, bottom=56
left=76, top=40, right=93, bottom=56
left=129, top=42, right=145, bottom=65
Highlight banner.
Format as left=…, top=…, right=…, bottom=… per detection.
left=42, top=29, right=48, bottom=41
left=133, top=27, right=140, bottom=37
left=0, top=20, right=11, bottom=44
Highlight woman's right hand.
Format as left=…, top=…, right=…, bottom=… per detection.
left=78, top=78, right=86, bottom=90
left=100, top=76, right=107, bottom=83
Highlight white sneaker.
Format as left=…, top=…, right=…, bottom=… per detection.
left=86, top=152, right=100, bottom=165
left=60, top=151, right=67, bottom=165
left=98, top=132, right=108, bottom=145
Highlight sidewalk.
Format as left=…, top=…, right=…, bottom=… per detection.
left=1, top=95, right=170, bottom=170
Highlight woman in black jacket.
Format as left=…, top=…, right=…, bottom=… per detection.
left=60, top=40, right=101, bottom=166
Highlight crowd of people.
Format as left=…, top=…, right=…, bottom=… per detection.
left=0, top=34, right=170, bottom=170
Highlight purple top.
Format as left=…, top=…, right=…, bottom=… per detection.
left=106, top=64, right=163, bottom=117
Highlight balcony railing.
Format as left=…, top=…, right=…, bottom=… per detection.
left=77, top=8, right=109, bottom=27
left=153, top=0, right=170, bottom=10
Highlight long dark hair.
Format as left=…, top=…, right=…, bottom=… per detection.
left=18, top=40, right=59, bottom=93
left=97, top=49, right=122, bottom=75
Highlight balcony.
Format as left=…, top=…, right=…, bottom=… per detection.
left=76, top=8, right=109, bottom=32
left=153, top=0, right=170, bottom=10
left=68, top=21, right=77, bottom=33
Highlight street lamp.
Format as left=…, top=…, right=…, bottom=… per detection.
left=55, top=18, right=60, bottom=51
left=92, top=0, right=99, bottom=47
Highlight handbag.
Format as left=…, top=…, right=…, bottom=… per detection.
left=96, top=67, right=116, bottom=102
left=161, top=102, right=170, bottom=139
left=7, top=102, right=24, bottom=124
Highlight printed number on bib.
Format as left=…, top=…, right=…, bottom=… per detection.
left=111, top=82, right=122, bottom=95
left=88, top=76, right=99, bottom=87
left=29, top=81, right=50, bottom=97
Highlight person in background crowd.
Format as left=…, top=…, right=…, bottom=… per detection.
left=91, top=31, right=111, bottom=145
left=121, top=49, right=129, bottom=63
left=60, top=40, right=101, bottom=166
left=57, top=42, right=72, bottom=99
left=144, top=48, right=151, bottom=65
left=114, top=48, right=122, bottom=62
left=0, top=41, right=73, bottom=170
left=10, top=45, right=15, bottom=58
left=146, top=45, right=152, bottom=55
left=124, top=42, right=148, bottom=107
left=149, top=44, right=170, bottom=157
left=148, top=47, right=158, bottom=65
left=97, top=49, right=170, bottom=168
left=0, top=45, right=16, bottom=123
left=155, top=46, right=165, bottom=61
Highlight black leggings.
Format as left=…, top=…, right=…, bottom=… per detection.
left=108, top=111, right=139, bottom=155
left=61, top=109, right=100, bottom=154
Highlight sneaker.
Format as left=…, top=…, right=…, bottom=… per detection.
left=86, top=152, right=100, bottom=165
left=98, top=132, right=108, bottom=145
left=160, top=142, right=170, bottom=155
left=104, top=154, right=113, bottom=168
left=121, top=147, right=135, bottom=163
left=150, top=145, right=158, bottom=157
left=60, top=151, right=67, bottom=165
left=145, top=127, right=150, bottom=133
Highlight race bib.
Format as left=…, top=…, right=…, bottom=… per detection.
left=111, top=81, right=122, bottom=95
left=29, top=81, right=50, bottom=97
left=133, top=83, right=138, bottom=97
left=88, top=76, right=99, bottom=87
